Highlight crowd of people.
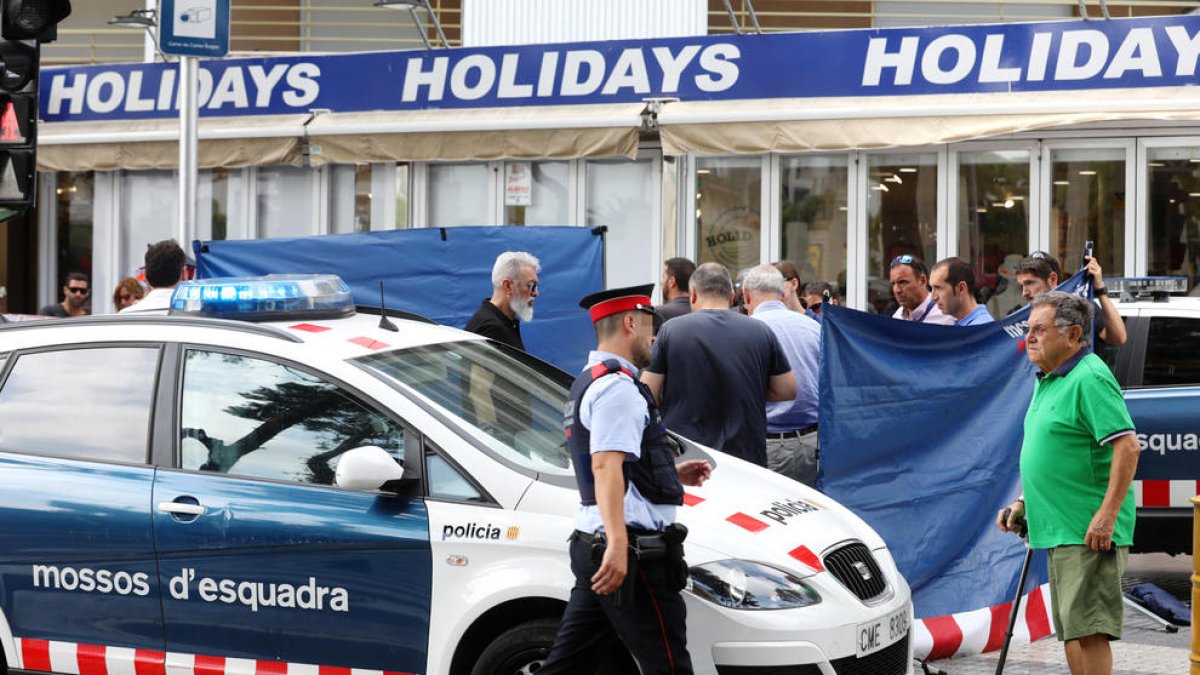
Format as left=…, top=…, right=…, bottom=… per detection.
left=35, top=239, right=194, bottom=319
left=460, top=248, right=1136, bottom=675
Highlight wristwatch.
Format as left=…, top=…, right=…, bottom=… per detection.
left=1094, top=287, right=1108, bottom=297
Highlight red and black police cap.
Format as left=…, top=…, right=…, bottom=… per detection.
left=579, top=284, right=658, bottom=323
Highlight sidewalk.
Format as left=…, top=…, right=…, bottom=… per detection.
left=926, top=553, right=1193, bottom=675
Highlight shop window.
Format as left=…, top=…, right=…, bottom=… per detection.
left=121, top=170, right=177, bottom=275
left=1049, top=148, right=1125, bottom=277
left=1146, top=148, right=1200, bottom=293
left=210, top=168, right=229, bottom=241
left=395, top=164, right=410, bottom=229
left=257, top=166, right=316, bottom=239
left=957, top=150, right=1030, bottom=318
left=867, top=153, right=937, bottom=315
left=780, top=156, right=848, bottom=297
left=695, top=157, right=762, bottom=272
left=504, top=161, right=569, bottom=226
left=587, top=158, right=656, bottom=289
left=55, top=172, right=94, bottom=305
left=429, top=163, right=490, bottom=226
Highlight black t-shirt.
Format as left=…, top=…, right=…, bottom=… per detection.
left=38, top=304, right=71, bottom=318
left=645, top=309, right=791, bottom=467
left=464, top=299, right=525, bottom=351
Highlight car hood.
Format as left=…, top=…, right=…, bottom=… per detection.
left=673, top=449, right=889, bottom=576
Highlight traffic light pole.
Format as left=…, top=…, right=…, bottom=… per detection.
left=178, top=54, right=198, bottom=247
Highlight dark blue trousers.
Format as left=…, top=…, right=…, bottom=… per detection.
left=539, top=533, right=693, bottom=675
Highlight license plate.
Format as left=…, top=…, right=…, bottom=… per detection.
left=856, top=605, right=910, bottom=658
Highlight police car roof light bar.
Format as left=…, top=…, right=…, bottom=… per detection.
left=169, top=274, right=356, bottom=322
left=1105, top=277, right=1188, bottom=302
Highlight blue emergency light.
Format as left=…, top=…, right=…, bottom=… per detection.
left=169, top=274, right=355, bottom=321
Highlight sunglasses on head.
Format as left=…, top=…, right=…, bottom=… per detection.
left=891, top=254, right=915, bottom=265
left=67, top=287, right=89, bottom=295
left=1029, top=250, right=1052, bottom=260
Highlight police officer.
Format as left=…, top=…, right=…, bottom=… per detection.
left=539, top=284, right=713, bottom=675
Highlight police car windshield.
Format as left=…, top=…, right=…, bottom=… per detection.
left=355, top=341, right=573, bottom=475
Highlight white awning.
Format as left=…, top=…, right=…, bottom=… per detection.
left=656, top=87, right=1200, bottom=155
left=38, top=115, right=310, bottom=171
left=304, top=103, right=645, bottom=164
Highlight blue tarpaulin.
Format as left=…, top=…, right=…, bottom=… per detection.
left=193, top=226, right=605, bottom=373
left=818, top=271, right=1090, bottom=619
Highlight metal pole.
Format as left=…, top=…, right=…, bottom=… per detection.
left=178, top=56, right=199, bottom=247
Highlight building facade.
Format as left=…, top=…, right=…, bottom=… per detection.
left=7, top=1, right=1200, bottom=315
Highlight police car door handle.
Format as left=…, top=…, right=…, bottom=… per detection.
left=158, top=502, right=206, bottom=516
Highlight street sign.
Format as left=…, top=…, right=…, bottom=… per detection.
left=159, top=0, right=230, bottom=58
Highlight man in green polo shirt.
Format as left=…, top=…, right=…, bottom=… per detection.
left=997, top=291, right=1139, bottom=675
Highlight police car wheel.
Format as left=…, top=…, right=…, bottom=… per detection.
left=470, top=618, right=557, bottom=675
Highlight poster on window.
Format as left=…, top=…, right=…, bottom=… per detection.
left=505, top=163, right=532, bottom=207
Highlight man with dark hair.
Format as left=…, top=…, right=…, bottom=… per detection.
left=931, top=257, right=994, bottom=326
left=655, top=257, right=695, bottom=323
left=1015, top=252, right=1126, bottom=348
left=802, top=281, right=839, bottom=323
left=772, top=260, right=806, bottom=313
left=889, top=255, right=955, bottom=325
left=540, top=284, right=711, bottom=675
left=121, top=240, right=189, bottom=315
left=999, top=291, right=1138, bottom=675
left=39, top=272, right=91, bottom=318
left=641, top=262, right=796, bottom=467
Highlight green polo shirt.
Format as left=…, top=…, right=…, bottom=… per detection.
left=1019, top=351, right=1136, bottom=549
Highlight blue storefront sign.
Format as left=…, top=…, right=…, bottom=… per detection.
left=40, top=14, right=1200, bottom=123
left=159, top=0, right=231, bottom=58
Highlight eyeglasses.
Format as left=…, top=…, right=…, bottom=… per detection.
left=67, top=287, right=89, bottom=295
left=1026, top=321, right=1071, bottom=338
left=891, top=254, right=915, bottom=265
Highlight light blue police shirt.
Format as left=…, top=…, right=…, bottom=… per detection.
left=574, top=350, right=675, bottom=534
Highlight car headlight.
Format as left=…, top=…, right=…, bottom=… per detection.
left=687, top=560, right=821, bottom=610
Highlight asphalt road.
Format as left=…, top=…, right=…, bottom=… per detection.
left=925, top=553, right=1194, bottom=675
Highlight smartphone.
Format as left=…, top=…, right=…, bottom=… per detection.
left=1082, top=240, right=1094, bottom=267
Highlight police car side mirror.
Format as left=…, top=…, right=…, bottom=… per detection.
left=336, top=446, right=405, bottom=492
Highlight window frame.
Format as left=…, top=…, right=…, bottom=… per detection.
left=166, top=343, right=425, bottom=491
left=0, top=342, right=165, bottom=466
left=1131, top=310, right=1200, bottom=389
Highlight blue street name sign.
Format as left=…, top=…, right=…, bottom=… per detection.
left=160, top=0, right=231, bottom=58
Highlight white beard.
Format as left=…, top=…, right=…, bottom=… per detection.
left=511, top=295, right=534, bottom=323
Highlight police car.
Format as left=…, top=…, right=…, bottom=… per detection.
left=0, top=275, right=912, bottom=675
left=1105, top=278, right=1200, bottom=555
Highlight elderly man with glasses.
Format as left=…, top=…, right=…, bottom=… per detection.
left=39, top=272, right=91, bottom=318
left=465, top=251, right=541, bottom=352
left=888, top=254, right=956, bottom=325
left=998, top=291, right=1139, bottom=675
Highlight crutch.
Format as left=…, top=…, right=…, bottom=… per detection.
left=995, top=511, right=1032, bottom=675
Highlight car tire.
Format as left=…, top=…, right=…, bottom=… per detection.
left=469, top=618, right=634, bottom=675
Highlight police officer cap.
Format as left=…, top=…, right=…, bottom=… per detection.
left=579, top=284, right=657, bottom=323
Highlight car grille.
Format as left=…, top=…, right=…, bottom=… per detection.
left=713, top=636, right=909, bottom=675
left=824, top=542, right=888, bottom=602
left=829, top=635, right=910, bottom=675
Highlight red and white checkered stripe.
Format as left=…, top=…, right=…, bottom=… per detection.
left=14, top=639, right=418, bottom=675
left=912, top=583, right=1054, bottom=660
left=1134, top=480, right=1199, bottom=508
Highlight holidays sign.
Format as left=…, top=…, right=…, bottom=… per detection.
left=40, top=14, right=1200, bottom=122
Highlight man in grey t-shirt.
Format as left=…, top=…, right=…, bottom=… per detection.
left=641, top=262, right=796, bottom=467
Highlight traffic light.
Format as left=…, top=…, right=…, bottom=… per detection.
left=0, top=0, right=70, bottom=215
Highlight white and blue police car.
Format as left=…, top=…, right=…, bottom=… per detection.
left=0, top=275, right=912, bottom=675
